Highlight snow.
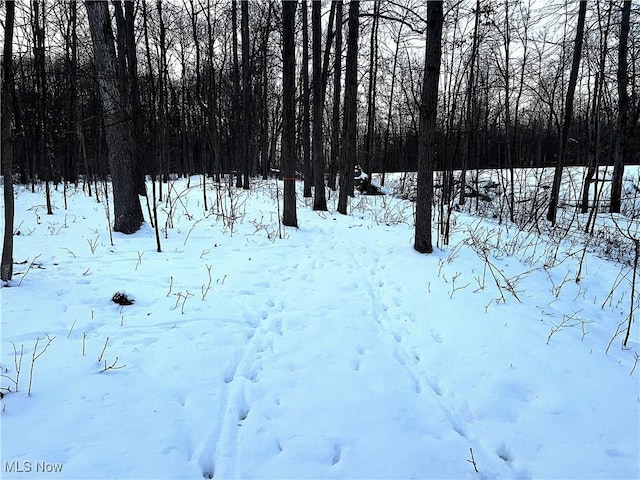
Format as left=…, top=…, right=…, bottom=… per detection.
left=1, top=174, right=638, bottom=479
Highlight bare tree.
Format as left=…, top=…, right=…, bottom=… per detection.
left=381, top=5, right=408, bottom=188
left=1, top=0, right=16, bottom=282
left=32, top=0, right=52, bottom=214
left=337, top=0, right=360, bottom=215
left=302, top=0, right=312, bottom=197
left=581, top=0, right=612, bottom=217
left=232, top=0, right=242, bottom=187
left=363, top=0, right=380, bottom=194
left=459, top=0, right=482, bottom=206
left=547, top=1, right=587, bottom=224
left=328, top=0, right=343, bottom=191
left=282, top=0, right=298, bottom=227
left=241, top=0, right=251, bottom=189
left=85, top=0, right=144, bottom=234
left=414, top=1, right=444, bottom=254
left=610, top=0, right=632, bottom=214
left=312, top=0, right=327, bottom=210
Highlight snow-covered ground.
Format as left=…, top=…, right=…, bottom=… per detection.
left=1, top=173, right=638, bottom=479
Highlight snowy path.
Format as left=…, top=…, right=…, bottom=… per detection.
left=194, top=218, right=522, bottom=479
left=1, top=182, right=638, bottom=480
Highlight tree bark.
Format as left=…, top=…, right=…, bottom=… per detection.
left=312, top=0, right=327, bottom=210
left=337, top=0, right=359, bottom=215
left=329, top=0, right=343, bottom=191
left=32, top=0, right=52, bottom=214
left=381, top=10, right=405, bottom=188
left=232, top=0, right=242, bottom=187
left=414, top=1, right=444, bottom=254
left=282, top=0, right=298, bottom=227
left=547, top=1, right=586, bottom=224
left=582, top=0, right=612, bottom=215
left=363, top=0, right=380, bottom=194
left=610, top=0, right=631, bottom=214
left=1, top=0, right=16, bottom=282
left=85, top=0, right=144, bottom=234
left=302, top=1, right=312, bottom=197
left=459, top=0, right=481, bottom=206
left=260, top=4, right=273, bottom=180
left=124, top=0, right=147, bottom=196
left=241, top=0, right=251, bottom=189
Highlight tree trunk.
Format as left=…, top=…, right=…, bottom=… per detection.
left=337, top=1, right=359, bottom=215
left=610, top=0, right=631, bottom=214
left=282, top=0, right=298, bottom=227
left=547, top=1, right=587, bottom=224
left=414, top=1, right=444, bottom=254
left=85, top=0, right=144, bottom=234
left=329, top=0, right=343, bottom=191
left=32, top=0, right=52, bottom=214
left=241, top=0, right=251, bottom=189
left=64, top=1, right=79, bottom=185
left=232, top=0, right=242, bottom=187
left=302, top=1, right=312, bottom=197
left=1, top=0, right=16, bottom=282
left=459, top=0, right=481, bottom=206
left=363, top=1, right=380, bottom=194
left=260, top=4, right=273, bottom=180
left=312, top=0, right=327, bottom=210
left=156, top=0, right=169, bottom=200
left=124, top=0, right=147, bottom=196
left=502, top=0, right=515, bottom=223
left=582, top=0, right=612, bottom=215
left=382, top=11, right=405, bottom=188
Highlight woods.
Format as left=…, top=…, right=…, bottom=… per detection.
left=0, top=0, right=639, bottom=247
left=2, top=3, right=640, bottom=476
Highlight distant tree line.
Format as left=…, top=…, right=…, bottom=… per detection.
left=1, top=0, right=639, bottom=272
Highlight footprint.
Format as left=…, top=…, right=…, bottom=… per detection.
left=238, top=408, right=249, bottom=423
left=332, top=442, right=342, bottom=465
left=351, top=358, right=361, bottom=372
left=496, top=442, right=513, bottom=463
left=223, top=369, right=235, bottom=384
left=412, top=350, right=421, bottom=364
left=412, top=377, right=422, bottom=394
left=430, top=329, right=443, bottom=344
left=393, top=350, right=406, bottom=366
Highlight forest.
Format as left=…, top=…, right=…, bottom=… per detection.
left=1, top=2, right=639, bottom=250
left=1, top=2, right=640, bottom=478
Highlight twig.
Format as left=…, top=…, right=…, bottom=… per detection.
left=17, top=254, right=42, bottom=287
left=67, top=319, right=77, bottom=339
left=97, top=336, right=109, bottom=362
left=0, top=343, right=24, bottom=392
left=630, top=352, right=639, bottom=376
left=28, top=335, right=55, bottom=396
left=202, top=264, right=213, bottom=300
left=181, top=290, right=193, bottom=314
left=87, top=234, right=100, bottom=254
left=449, top=272, right=470, bottom=299
left=101, top=357, right=126, bottom=373
left=467, top=447, right=479, bottom=473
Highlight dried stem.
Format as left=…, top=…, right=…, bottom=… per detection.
left=28, top=335, right=55, bottom=396
left=467, top=447, right=479, bottom=473
left=97, top=336, right=109, bottom=363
